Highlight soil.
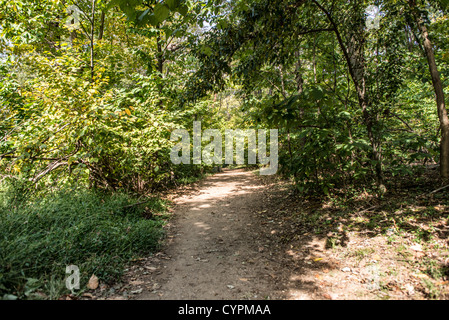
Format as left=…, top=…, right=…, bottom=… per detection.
left=129, top=168, right=289, bottom=300
left=89, top=168, right=449, bottom=300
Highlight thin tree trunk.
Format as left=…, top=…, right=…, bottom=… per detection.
left=156, top=28, right=164, bottom=75
left=90, top=0, right=96, bottom=82
left=313, top=0, right=384, bottom=187
left=295, top=50, right=304, bottom=94
left=279, top=65, right=293, bottom=168
left=156, top=25, right=164, bottom=102
left=70, top=15, right=77, bottom=45
left=313, top=34, right=318, bottom=84
left=409, top=0, right=449, bottom=180
left=295, top=50, right=306, bottom=154
left=98, top=11, right=105, bottom=40
left=347, top=18, right=383, bottom=186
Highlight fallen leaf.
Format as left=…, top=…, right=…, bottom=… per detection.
left=322, top=293, right=332, bottom=300
left=152, top=283, right=160, bottom=290
left=131, top=288, right=143, bottom=294
left=144, top=266, right=157, bottom=272
left=87, top=274, right=99, bottom=290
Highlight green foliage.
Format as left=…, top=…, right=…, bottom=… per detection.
left=108, top=0, right=189, bottom=26
left=0, top=0, right=221, bottom=299
left=0, top=184, right=168, bottom=299
left=183, top=0, right=449, bottom=193
left=1, top=0, right=449, bottom=299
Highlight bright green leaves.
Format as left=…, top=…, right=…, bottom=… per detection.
left=109, top=0, right=190, bottom=26
left=437, top=0, right=449, bottom=11
left=153, top=3, right=170, bottom=22
left=200, top=44, right=213, bottom=56
left=165, top=0, right=181, bottom=10
left=166, top=0, right=188, bottom=15
left=310, top=86, right=324, bottom=101
left=107, top=0, right=141, bottom=19
left=137, top=3, right=170, bottom=26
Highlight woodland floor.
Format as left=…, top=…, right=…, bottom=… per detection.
left=83, top=168, right=449, bottom=300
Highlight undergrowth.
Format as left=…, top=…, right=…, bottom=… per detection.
left=0, top=183, right=170, bottom=300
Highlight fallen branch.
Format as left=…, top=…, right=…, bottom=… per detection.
left=355, top=200, right=392, bottom=216
left=121, top=200, right=151, bottom=209
left=32, top=161, right=68, bottom=183
left=427, top=184, right=449, bottom=196
left=356, top=205, right=379, bottom=214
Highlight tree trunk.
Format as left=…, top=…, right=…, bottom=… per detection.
left=295, top=50, right=306, bottom=154
left=313, top=0, right=384, bottom=187
left=98, top=11, right=105, bottom=40
left=156, top=25, right=164, bottom=102
left=295, top=50, right=304, bottom=94
left=90, top=0, right=96, bottom=82
left=156, top=27, right=164, bottom=75
left=409, top=0, right=449, bottom=181
left=347, top=14, right=383, bottom=187
left=70, top=16, right=77, bottom=45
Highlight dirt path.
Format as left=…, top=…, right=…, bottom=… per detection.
left=96, top=168, right=449, bottom=301
left=109, top=168, right=379, bottom=301
left=128, top=169, right=291, bottom=300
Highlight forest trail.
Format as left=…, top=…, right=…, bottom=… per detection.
left=130, top=169, right=293, bottom=300
left=105, top=168, right=449, bottom=301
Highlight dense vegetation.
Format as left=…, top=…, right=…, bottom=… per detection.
left=0, top=0, right=448, bottom=299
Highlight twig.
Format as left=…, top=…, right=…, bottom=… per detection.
left=391, top=113, right=415, bottom=133
left=355, top=200, right=392, bottom=216
left=1, top=120, right=24, bottom=142
left=32, top=161, right=68, bottom=183
left=356, top=205, right=379, bottom=215
left=427, top=184, right=449, bottom=196
left=121, top=200, right=151, bottom=209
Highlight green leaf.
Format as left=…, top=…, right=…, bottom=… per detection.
left=201, top=45, right=213, bottom=56
left=138, top=9, right=150, bottom=22
left=165, top=0, right=180, bottom=10
left=176, top=4, right=188, bottom=16
left=438, top=0, right=449, bottom=10
left=153, top=3, right=170, bottom=23
left=218, top=19, right=228, bottom=29
left=310, top=87, right=324, bottom=100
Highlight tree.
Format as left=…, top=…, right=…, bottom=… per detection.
left=408, top=0, right=449, bottom=181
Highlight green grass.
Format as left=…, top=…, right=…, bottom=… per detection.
left=352, top=248, right=375, bottom=260
left=0, top=187, right=169, bottom=299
